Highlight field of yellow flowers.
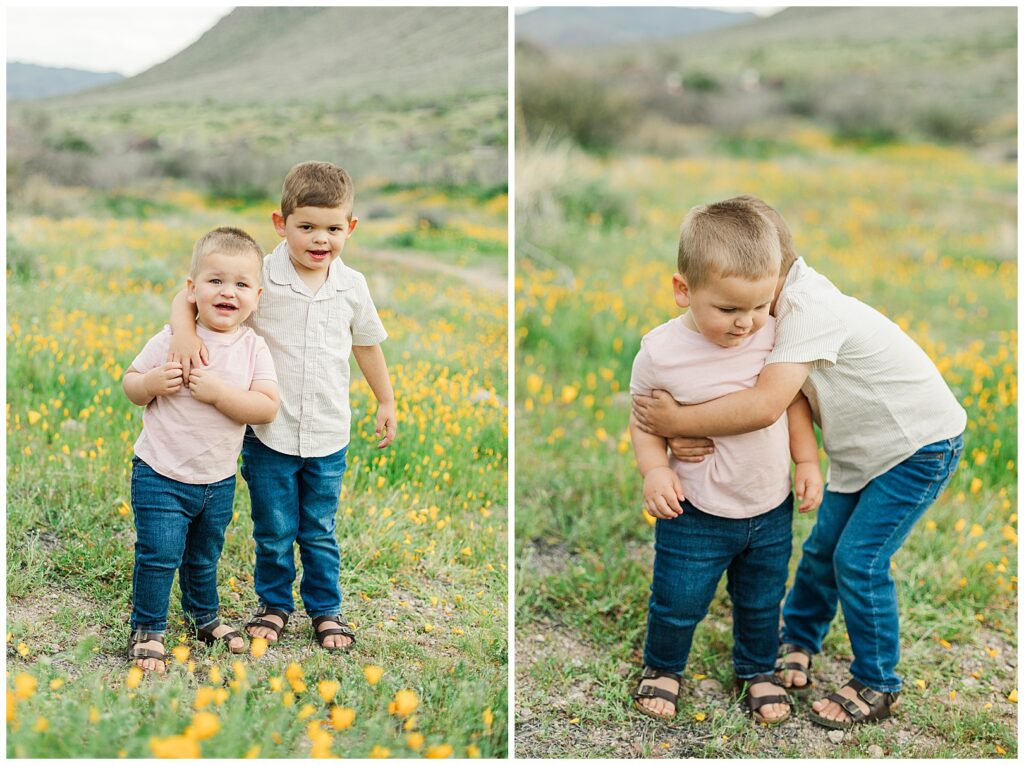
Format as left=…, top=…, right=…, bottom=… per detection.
left=6, top=182, right=508, bottom=758
left=514, top=133, right=1016, bottom=758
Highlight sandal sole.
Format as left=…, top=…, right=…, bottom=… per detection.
left=631, top=700, right=676, bottom=722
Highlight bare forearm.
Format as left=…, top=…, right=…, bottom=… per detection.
left=122, top=372, right=155, bottom=406
left=787, top=395, right=819, bottom=464
left=630, top=416, right=669, bottom=476
left=170, top=289, right=198, bottom=338
left=352, top=345, right=395, bottom=404
left=213, top=388, right=279, bottom=425
left=666, top=389, right=780, bottom=438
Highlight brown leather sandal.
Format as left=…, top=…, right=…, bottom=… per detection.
left=193, top=618, right=246, bottom=654
left=128, top=629, right=167, bottom=674
left=631, top=666, right=682, bottom=721
left=808, top=677, right=901, bottom=730
left=311, top=614, right=356, bottom=651
left=245, top=605, right=290, bottom=642
left=737, top=673, right=791, bottom=725
left=775, top=642, right=814, bottom=696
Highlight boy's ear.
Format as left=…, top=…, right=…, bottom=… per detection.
left=347, top=216, right=359, bottom=235
left=186, top=277, right=197, bottom=305
left=672, top=272, right=692, bottom=309
left=272, top=211, right=286, bottom=237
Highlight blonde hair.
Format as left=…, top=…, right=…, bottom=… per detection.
left=190, top=227, right=264, bottom=281
left=280, top=160, right=355, bottom=220
left=729, top=195, right=798, bottom=273
left=677, top=199, right=781, bottom=288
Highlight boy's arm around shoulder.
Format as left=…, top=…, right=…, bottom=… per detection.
left=168, top=288, right=207, bottom=382
left=352, top=344, right=396, bottom=448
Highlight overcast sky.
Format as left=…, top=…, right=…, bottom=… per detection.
left=6, top=6, right=232, bottom=76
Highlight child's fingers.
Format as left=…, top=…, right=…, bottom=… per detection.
left=653, top=494, right=679, bottom=519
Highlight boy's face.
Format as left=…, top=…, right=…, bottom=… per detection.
left=187, top=251, right=263, bottom=333
left=674, top=270, right=778, bottom=348
left=272, top=205, right=358, bottom=278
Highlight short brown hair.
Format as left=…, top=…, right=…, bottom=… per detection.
left=190, top=227, right=264, bottom=281
left=729, top=195, right=798, bottom=273
left=280, top=160, right=355, bottom=220
left=677, top=199, right=781, bottom=289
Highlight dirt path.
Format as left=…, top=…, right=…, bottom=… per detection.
left=367, top=248, right=506, bottom=296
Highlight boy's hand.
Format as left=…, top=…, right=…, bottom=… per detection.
left=667, top=436, right=715, bottom=463
left=168, top=334, right=209, bottom=384
left=794, top=461, right=824, bottom=512
left=144, top=362, right=184, bottom=398
left=187, top=368, right=226, bottom=406
left=632, top=390, right=683, bottom=438
left=374, top=400, right=397, bottom=449
left=643, top=466, right=685, bottom=519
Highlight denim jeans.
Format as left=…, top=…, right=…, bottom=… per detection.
left=781, top=434, right=963, bottom=692
left=644, top=493, right=793, bottom=678
left=130, top=457, right=235, bottom=632
left=240, top=428, right=348, bottom=617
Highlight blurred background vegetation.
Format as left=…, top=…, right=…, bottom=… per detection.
left=8, top=6, right=508, bottom=214
left=516, top=6, right=1016, bottom=156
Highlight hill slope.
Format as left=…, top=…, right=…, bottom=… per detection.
left=63, top=6, right=506, bottom=107
left=515, top=7, right=757, bottom=48
left=7, top=62, right=123, bottom=101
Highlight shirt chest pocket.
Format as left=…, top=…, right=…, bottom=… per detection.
left=318, top=298, right=354, bottom=356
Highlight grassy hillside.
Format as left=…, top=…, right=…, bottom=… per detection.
left=517, top=6, right=1016, bottom=150
left=63, top=6, right=506, bottom=107
left=515, top=7, right=756, bottom=49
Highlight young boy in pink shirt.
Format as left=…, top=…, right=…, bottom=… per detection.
left=123, top=227, right=279, bottom=673
left=630, top=199, right=824, bottom=724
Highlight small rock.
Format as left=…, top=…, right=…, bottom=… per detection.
left=533, top=633, right=546, bottom=643
left=518, top=707, right=534, bottom=721
left=867, top=745, right=884, bottom=758
left=699, top=678, right=723, bottom=692
left=827, top=730, right=845, bottom=744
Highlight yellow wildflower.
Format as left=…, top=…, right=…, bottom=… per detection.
left=318, top=680, right=340, bottom=703
left=330, top=706, right=356, bottom=730
left=363, top=665, right=384, bottom=685
left=389, top=689, right=419, bottom=717
left=150, top=735, right=200, bottom=758
left=126, top=667, right=144, bottom=689
left=185, top=711, right=221, bottom=740
left=426, top=743, right=454, bottom=758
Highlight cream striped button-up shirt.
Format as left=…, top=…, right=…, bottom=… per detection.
left=244, top=241, right=387, bottom=457
left=767, top=258, right=966, bottom=492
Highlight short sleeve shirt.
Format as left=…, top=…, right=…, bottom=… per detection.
left=766, top=258, right=967, bottom=492
left=244, top=240, right=388, bottom=457
left=631, top=316, right=792, bottom=518
left=132, top=325, right=277, bottom=483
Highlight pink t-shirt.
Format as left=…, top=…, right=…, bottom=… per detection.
left=131, top=325, right=277, bottom=484
left=630, top=316, right=791, bottom=518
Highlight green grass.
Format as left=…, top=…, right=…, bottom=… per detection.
left=6, top=181, right=508, bottom=758
left=514, top=136, right=1017, bottom=758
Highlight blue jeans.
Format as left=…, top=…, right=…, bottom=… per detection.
left=240, top=428, right=348, bottom=617
left=781, top=434, right=963, bottom=692
left=644, top=493, right=793, bottom=678
left=130, top=457, right=235, bottom=632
